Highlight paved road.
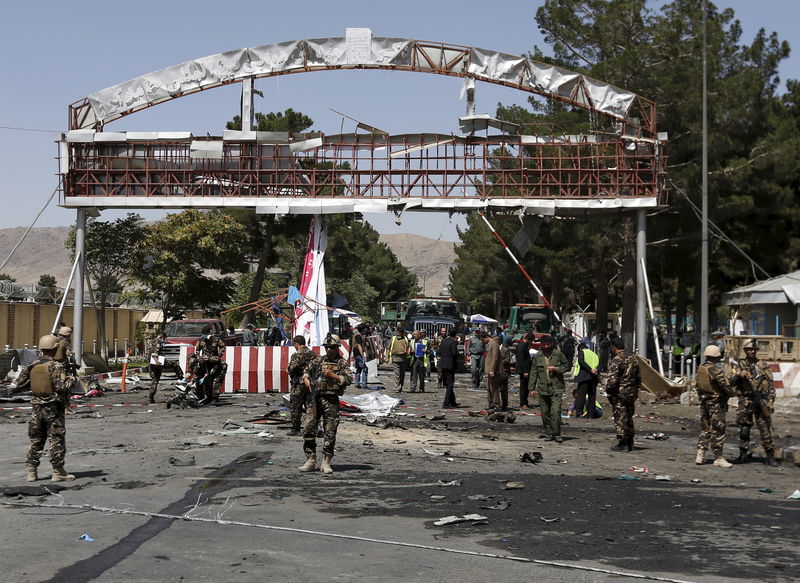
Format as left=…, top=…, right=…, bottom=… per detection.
left=1, top=370, right=797, bottom=583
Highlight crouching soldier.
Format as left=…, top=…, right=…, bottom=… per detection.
left=299, top=334, right=352, bottom=474
left=15, top=335, right=77, bottom=482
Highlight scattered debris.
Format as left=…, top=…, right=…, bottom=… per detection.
left=436, top=480, right=461, bottom=487
left=630, top=466, right=648, bottom=474
left=71, top=447, right=143, bottom=455
left=1, top=484, right=70, bottom=496
left=205, top=427, right=262, bottom=436
left=391, top=440, right=406, bottom=444
left=430, top=495, right=446, bottom=501
left=168, top=456, right=196, bottom=466
left=758, top=488, right=773, bottom=493
left=503, top=481, right=525, bottom=490
left=112, top=480, right=150, bottom=490
left=181, top=436, right=218, bottom=447
left=690, top=479, right=702, bottom=483
left=427, top=414, right=446, bottom=421
left=257, top=431, right=274, bottom=438
left=788, top=489, right=800, bottom=499
left=481, top=499, right=511, bottom=510
left=539, top=516, right=560, bottom=523
left=487, top=411, right=516, bottom=423
left=433, top=514, right=488, bottom=526
left=78, top=534, right=94, bottom=542
left=467, top=494, right=492, bottom=501
left=616, top=475, right=641, bottom=481
left=519, top=451, right=543, bottom=464
left=362, top=439, right=374, bottom=446
left=643, top=432, right=669, bottom=440
left=481, top=434, right=498, bottom=441
left=655, top=475, right=673, bottom=481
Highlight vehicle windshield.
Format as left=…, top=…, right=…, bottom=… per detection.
left=163, top=322, right=208, bottom=337
left=519, top=309, right=551, bottom=332
left=407, top=300, right=459, bottom=319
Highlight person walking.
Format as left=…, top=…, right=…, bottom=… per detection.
left=351, top=325, right=368, bottom=389
left=528, top=336, right=569, bottom=442
left=468, top=329, right=486, bottom=388
left=694, top=345, right=734, bottom=467
left=605, top=337, right=641, bottom=452
left=146, top=330, right=167, bottom=404
left=572, top=337, right=600, bottom=419
left=516, top=333, right=533, bottom=409
left=409, top=330, right=430, bottom=393
left=386, top=328, right=410, bottom=393
left=439, top=329, right=460, bottom=408
left=14, top=335, right=77, bottom=482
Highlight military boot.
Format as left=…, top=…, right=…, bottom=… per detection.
left=610, top=439, right=627, bottom=451
left=695, top=448, right=706, bottom=465
left=299, top=454, right=318, bottom=472
left=320, top=455, right=334, bottom=474
left=765, top=449, right=780, bottom=467
left=148, top=389, right=156, bottom=404
left=733, top=447, right=749, bottom=464
left=51, top=467, right=76, bottom=482
left=627, top=437, right=634, bottom=452
left=26, top=465, right=38, bottom=482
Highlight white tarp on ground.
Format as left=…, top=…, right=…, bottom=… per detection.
left=340, top=391, right=401, bottom=416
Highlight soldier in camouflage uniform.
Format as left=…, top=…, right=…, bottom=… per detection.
left=286, top=335, right=316, bottom=436
left=54, top=326, right=76, bottom=372
left=14, top=335, right=77, bottom=482
left=191, top=325, right=227, bottom=405
left=605, top=337, right=640, bottom=452
left=695, top=345, right=734, bottom=467
left=731, top=339, right=779, bottom=466
left=299, top=334, right=353, bottom=474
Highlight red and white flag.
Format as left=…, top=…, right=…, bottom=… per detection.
left=292, top=215, right=330, bottom=347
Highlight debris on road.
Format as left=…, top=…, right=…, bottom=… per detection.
left=437, top=479, right=461, bottom=487
left=433, top=513, right=488, bottom=526
left=643, top=432, right=669, bottom=440
left=519, top=451, right=543, bottom=464
left=503, top=481, right=525, bottom=490
left=481, top=498, right=511, bottom=510
left=539, top=516, right=560, bottom=523
left=655, top=475, right=673, bottom=481
left=168, top=456, right=196, bottom=466
left=78, top=534, right=94, bottom=542
left=788, top=489, right=800, bottom=499
left=616, top=475, right=641, bottom=480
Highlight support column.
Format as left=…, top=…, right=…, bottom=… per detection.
left=241, top=77, right=254, bottom=131
left=73, top=209, right=86, bottom=367
left=636, top=209, right=647, bottom=356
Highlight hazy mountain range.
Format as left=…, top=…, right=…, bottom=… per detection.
left=0, top=226, right=458, bottom=298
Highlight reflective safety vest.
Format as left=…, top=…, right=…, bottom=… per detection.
left=572, top=348, right=599, bottom=377
left=30, top=363, right=54, bottom=397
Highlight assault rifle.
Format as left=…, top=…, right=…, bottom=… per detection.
left=744, top=364, right=771, bottom=418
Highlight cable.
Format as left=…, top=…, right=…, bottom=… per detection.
left=0, top=179, right=63, bottom=273
left=668, top=179, right=770, bottom=279
left=0, top=500, right=698, bottom=583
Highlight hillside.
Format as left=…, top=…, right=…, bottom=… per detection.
left=0, top=226, right=458, bottom=295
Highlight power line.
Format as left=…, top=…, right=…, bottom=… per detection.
left=0, top=179, right=62, bottom=272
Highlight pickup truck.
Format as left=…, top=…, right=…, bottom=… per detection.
left=161, top=319, right=242, bottom=367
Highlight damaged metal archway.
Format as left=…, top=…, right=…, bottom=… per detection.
left=61, top=28, right=666, bottom=363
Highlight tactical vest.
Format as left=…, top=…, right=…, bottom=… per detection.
left=53, top=339, right=67, bottom=362
left=695, top=364, right=713, bottom=393
left=317, top=360, right=344, bottom=395
left=30, top=363, right=54, bottom=397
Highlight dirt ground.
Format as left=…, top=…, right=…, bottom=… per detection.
left=0, top=368, right=798, bottom=583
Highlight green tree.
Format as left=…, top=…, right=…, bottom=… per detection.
left=0, top=273, right=16, bottom=282
left=131, top=210, right=248, bottom=322
left=66, top=213, right=146, bottom=360
left=37, top=274, right=56, bottom=287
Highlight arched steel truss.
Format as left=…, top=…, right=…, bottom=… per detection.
left=61, top=29, right=667, bottom=215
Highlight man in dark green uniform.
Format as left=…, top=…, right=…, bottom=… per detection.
left=15, top=335, right=76, bottom=482
left=528, top=335, right=570, bottom=443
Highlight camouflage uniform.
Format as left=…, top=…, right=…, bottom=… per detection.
left=286, top=346, right=316, bottom=432
left=16, top=356, right=74, bottom=471
left=732, top=357, right=775, bottom=452
left=192, top=334, right=226, bottom=404
left=53, top=335, right=75, bottom=370
left=695, top=362, right=734, bottom=457
left=605, top=352, right=640, bottom=440
left=302, top=353, right=353, bottom=458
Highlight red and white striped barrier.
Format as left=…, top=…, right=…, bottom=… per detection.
left=180, top=341, right=350, bottom=393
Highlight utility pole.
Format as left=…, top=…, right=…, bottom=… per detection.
left=700, top=0, right=709, bottom=360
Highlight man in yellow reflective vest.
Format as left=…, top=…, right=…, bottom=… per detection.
left=573, top=338, right=600, bottom=418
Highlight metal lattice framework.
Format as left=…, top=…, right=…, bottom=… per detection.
left=61, top=30, right=667, bottom=215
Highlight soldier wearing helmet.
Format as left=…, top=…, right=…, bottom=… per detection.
left=298, top=334, right=353, bottom=475
left=54, top=326, right=75, bottom=370
left=694, top=344, right=734, bottom=467
left=14, top=335, right=77, bottom=483
left=731, top=339, right=778, bottom=466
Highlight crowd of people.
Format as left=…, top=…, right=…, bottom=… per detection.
left=9, top=319, right=780, bottom=481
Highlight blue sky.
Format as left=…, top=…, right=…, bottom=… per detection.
left=0, top=0, right=798, bottom=242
